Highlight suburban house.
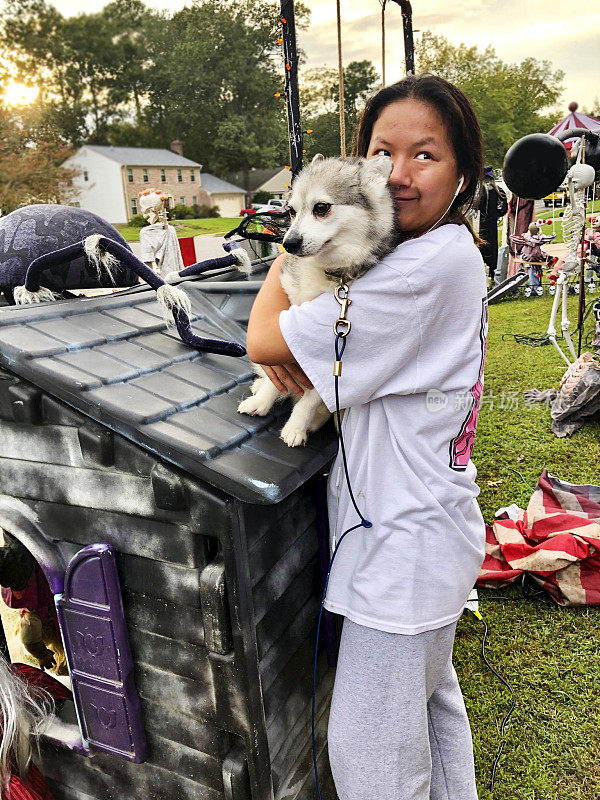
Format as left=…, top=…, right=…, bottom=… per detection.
left=225, top=167, right=291, bottom=204
left=254, top=167, right=292, bottom=200
left=62, top=142, right=245, bottom=223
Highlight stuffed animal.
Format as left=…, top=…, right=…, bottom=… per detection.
left=0, top=533, right=67, bottom=675
left=0, top=204, right=138, bottom=303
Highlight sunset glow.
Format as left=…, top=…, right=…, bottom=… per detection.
left=2, top=81, right=39, bottom=108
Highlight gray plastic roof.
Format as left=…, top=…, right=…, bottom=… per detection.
left=0, top=281, right=335, bottom=504
left=85, top=146, right=201, bottom=168
left=200, top=174, right=245, bottom=195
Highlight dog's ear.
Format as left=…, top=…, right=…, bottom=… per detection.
left=365, top=155, right=394, bottom=179
left=311, top=154, right=325, bottom=164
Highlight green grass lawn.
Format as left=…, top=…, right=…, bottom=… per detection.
left=319, top=292, right=600, bottom=800
left=114, top=217, right=240, bottom=242
left=456, top=291, right=600, bottom=800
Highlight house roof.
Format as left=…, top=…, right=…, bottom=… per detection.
left=256, top=168, right=292, bottom=194
left=201, top=174, right=245, bottom=195
left=225, top=168, right=281, bottom=194
left=84, top=145, right=201, bottom=168
left=0, top=276, right=335, bottom=504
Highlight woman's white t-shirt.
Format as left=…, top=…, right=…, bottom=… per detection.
left=279, top=223, right=488, bottom=635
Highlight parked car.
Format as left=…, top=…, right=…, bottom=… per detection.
left=253, top=199, right=286, bottom=214
left=239, top=199, right=286, bottom=217
left=544, top=187, right=568, bottom=207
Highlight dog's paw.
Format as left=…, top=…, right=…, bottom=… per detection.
left=280, top=421, right=308, bottom=447
left=238, top=396, right=273, bottom=416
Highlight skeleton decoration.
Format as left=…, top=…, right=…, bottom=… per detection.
left=503, top=127, right=600, bottom=363
left=138, top=189, right=185, bottom=278
left=524, top=350, right=600, bottom=437
left=547, top=154, right=596, bottom=364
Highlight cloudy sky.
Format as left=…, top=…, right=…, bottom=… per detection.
left=52, top=0, right=600, bottom=118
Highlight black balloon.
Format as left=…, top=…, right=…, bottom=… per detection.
left=503, top=133, right=569, bottom=199
left=584, top=137, right=600, bottom=171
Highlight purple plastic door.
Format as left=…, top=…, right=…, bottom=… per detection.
left=56, top=543, right=147, bottom=763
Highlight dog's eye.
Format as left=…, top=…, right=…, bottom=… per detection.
left=313, top=202, right=331, bottom=217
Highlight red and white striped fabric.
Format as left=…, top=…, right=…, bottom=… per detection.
left=477, top=470, right=600, bottom=605
left=548, top=111, right=600, bottom=138
left=2, top=763, right=55, bottom=800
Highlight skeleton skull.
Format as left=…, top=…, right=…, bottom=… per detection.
left=138, top=190, right=169, bottom=224
left=567, top=163, right=596, bottom=192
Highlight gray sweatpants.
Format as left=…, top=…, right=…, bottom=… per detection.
left=327, top=618, right=478, bottom=800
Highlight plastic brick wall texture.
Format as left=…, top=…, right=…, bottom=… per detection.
left=0, top=279, right=337, bottom=800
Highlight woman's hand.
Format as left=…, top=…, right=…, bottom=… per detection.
left=261, top=363, right=313, bottom=396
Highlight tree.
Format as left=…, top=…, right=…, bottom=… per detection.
left=0, top=102, right=78, bottom=214
left=0, top=0, right=310, bottom=174
left=415, top=31, right=565, bottom=165
left=582, top=98, right=600, bottom=119
left=138, top=0, right=305, bottom=174
left=300, top=60, right=380, bottom=158
left=0, top=0, right=162, bottom=143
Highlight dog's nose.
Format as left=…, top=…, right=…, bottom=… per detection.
left=283, top=234, right=302, bottom=254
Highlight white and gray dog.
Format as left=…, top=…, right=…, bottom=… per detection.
left=238, top=153, right=399, bottom=446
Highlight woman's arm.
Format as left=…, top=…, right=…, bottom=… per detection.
left=246, top=255, right=292, bottom=364
left=247, top=254, right=313, bottom=395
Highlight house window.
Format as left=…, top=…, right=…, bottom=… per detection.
left=192, top=195, right=197, bottom=205
left=131, top=198, right=138, bottom=215
left=142, top=168, right=149, bottom=183
left=127, top=168, right=133, bottom=182
left=180, top=196, right=185, bottom=205
left=83, top=170, right=89, bottom=182
left=177, top=169, right=183, bottom=183
left=161, top=169, right=166, bottom=182
left=190, top=169, right=195, bottom=182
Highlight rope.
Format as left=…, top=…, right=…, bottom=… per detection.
left=380, top=0, right=387, bottom=86
left=336, top=0, right=345, bottom=156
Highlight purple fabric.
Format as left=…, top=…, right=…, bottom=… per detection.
left=1, top=562, right=57, bottom=629
left=178, top=252, right=238, bottom=277
left=24, top=237, right=246, bottom=358
left=0, top=205, right=137, bottom=291
left=510, top=232, right=555, bottom=262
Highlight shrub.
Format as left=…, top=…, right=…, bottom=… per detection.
left=192, top=203, right=220, bottom=218
left=171, top=203, right=195, bottom=219
left=128, top=214, right=149, bottom=228
left=252, top=190, right=272, bottom=205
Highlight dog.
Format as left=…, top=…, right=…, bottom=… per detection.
left=238, top=154, right=399, bottom=446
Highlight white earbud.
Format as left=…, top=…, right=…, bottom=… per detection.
left=455, top=175, right=465, bottom=196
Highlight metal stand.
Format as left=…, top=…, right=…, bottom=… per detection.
left=280, top=0, right=304, bottom=179
left=391, top=0, right=415, bottom=75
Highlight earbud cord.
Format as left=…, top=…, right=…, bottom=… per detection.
left=312, top=323, right=372, bottom=800
left=421, top=179, right=464, bottom=237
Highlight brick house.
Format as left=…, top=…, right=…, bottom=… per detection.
left=62, top=142, right=245, bottom=223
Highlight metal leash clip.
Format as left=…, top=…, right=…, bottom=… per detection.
left=333, top=281, right=351, bottom=337
left=333, top=280, right=351, bottom=376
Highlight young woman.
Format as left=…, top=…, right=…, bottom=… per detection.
left=246, top=74, right=486, bottom=800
